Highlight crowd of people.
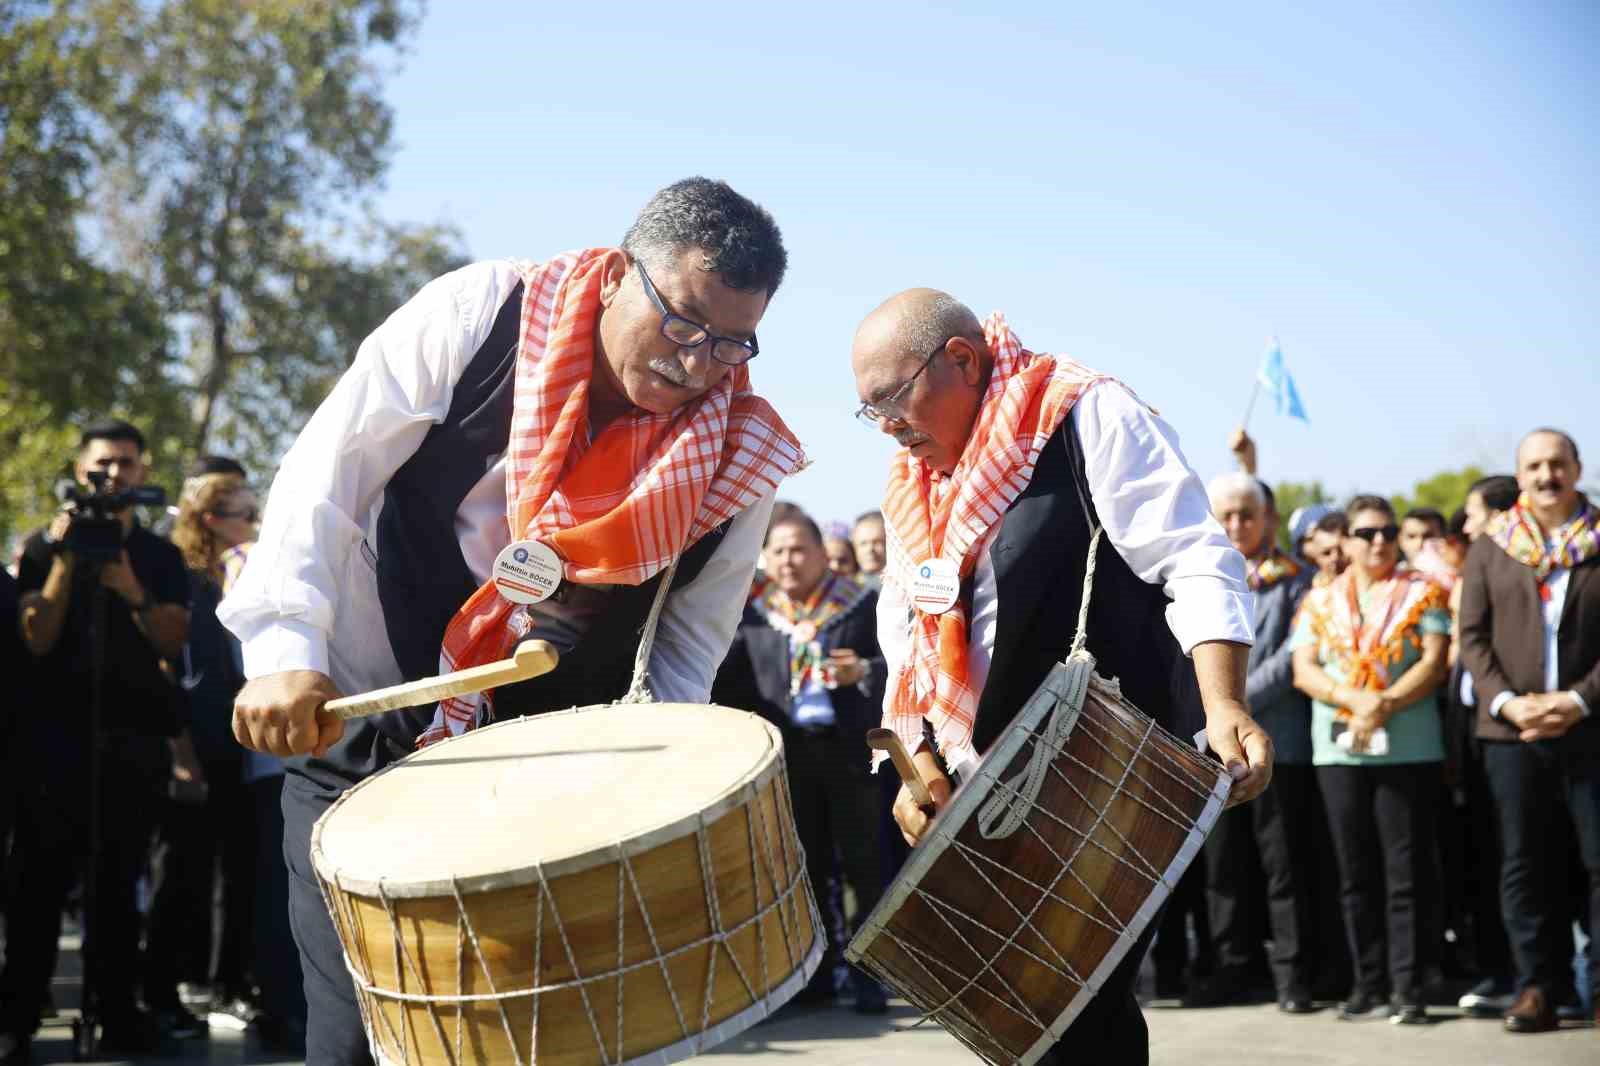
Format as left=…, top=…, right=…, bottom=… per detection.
left=0, top=422, right=306, bottom=1063
left=722, top=428, right=1598, bottom=1036
left=0, top=174, right=1593, bottom=1066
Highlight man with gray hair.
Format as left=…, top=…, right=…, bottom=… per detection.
left=1196, top=472, right=1320, bottom=1012
left=221, top=178, right=804, bottom=1064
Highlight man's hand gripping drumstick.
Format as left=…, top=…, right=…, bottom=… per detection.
left=232, top=641, right=559, bottom=757
left=867, top=728, right=952, bottom=848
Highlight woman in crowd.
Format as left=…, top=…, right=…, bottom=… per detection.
left=1291, top=495, right=1450, bottom=1024
left=146, top=472, right=258, bottom=1034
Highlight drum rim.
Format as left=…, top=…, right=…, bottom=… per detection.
left=309, top=703, right=786, bottom=899
left=845, top=668, right=1230, bottom=1065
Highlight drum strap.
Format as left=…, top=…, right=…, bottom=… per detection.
left=618, top=555, right=682, bottom=704
left=977, top=424, right=1105, bottom=838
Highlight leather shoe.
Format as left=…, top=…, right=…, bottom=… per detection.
left=1503, top=985, right=1557, bottom=1034
left=1277, top=996, right=1317, bottom=1014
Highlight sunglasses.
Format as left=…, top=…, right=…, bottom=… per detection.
left=1348, top=524, right=1400, bottom=543
left=212, top=506, right=260, bottom=522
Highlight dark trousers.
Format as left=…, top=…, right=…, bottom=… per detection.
left=1482, top=739, right=1600, bottom=997
left=1462, top=747, right=1513, bottom=976
left=1038, top=916, right=1160, bottom=1066
left=144, top=755, right=256, bottom=1006
left=1151, top=860, right=1211, bottom=978
left=1204, top=763, right=1318, bottom=994
left=1316, top=762, right=1440, bottom=1001
left=252, top=774, right=305, bottom=1025
left=785, top=727, right=884, bottom=988
left=0, top=743, right=163, bottom=1037
left=284, top=779, right=374, bottom=1066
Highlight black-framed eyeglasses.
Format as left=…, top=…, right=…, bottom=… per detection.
left=634, top=260, right=759, bottom=366
left=1348, top=524, right=1399, bottom=543
left=855, top=339, right=948, bottom=425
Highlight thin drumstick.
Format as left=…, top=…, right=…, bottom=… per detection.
left=320, top=640, right=559, bottom=721
left=866, top=727, right=936, bottom=810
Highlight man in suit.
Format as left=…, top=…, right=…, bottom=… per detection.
left=1459, top=427, right=1600, bottom=1032
left=712, top=509, right=888, bottom=1013
left=851, top=289, right=1267, bottom=1064
left=1199, top=474, right=1319, bottom=1012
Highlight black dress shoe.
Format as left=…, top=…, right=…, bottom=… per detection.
left=1278, top=996, right=1318, bottom=1014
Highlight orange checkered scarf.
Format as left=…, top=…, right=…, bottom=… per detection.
left=420, top=249, right=805, bottom=746
left=878, top=313, right=1106, bottom=770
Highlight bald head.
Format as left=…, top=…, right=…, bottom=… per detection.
left=851, top=288, right=992, bottom=474
left=853, top=289, right=985, bottom=370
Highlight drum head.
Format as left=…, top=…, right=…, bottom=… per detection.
left=312, top=703, right=780, bottom=897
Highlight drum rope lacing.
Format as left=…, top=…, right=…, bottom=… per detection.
left=326, top=763, right=822, bottom=1066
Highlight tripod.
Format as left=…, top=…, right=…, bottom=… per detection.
left=70, top=570, right=111, bottom=1062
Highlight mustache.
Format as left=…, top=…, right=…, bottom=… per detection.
left=648, top=357, right=704, bottom=390
left=1535, top=480, right=1564, bottom=492
left=894, top=429, right=928, bottom=447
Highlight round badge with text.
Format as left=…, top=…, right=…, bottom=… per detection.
left=910, top=557, right=961, bottom=615
left=492, top=540, right=563, bottom=605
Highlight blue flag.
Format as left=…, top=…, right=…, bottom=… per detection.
left=1257, top=340, right=1309, bottom=422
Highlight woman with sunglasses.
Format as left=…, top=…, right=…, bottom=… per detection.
left=1291, top=494, right=1451, bottom=1024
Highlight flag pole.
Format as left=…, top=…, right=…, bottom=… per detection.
left=1241, top=379, right=1261, bottom=430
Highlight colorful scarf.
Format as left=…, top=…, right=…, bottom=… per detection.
left=421, top=250, right=805, bottom=746
left=1484, top=494, right=1600, bottom=601
left=1247, top=547, right=1303, bottom=592
left=879, top=312, right=1108, bottom=769
left=1298, top=568, right=1446, bottom=710
left=754, top=571, right=871, bottom=696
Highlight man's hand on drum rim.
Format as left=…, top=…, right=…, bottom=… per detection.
left=1206, top=701, right=1274, bottom=807
left=233, top=670, right=346, bottom=758
left=891, top=747, right=953, bottom=847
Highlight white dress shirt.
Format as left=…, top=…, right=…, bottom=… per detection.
left=217, top=260, right=775, bottom=704
left=877, top=382, right=1255, bottom=772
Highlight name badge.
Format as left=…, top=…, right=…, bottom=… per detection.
left=911, top=558, right=961, bottom=615
left=492, top=540, right=563, bottom=605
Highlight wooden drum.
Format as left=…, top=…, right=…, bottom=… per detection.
left=846, top=657, right=1230, bottom=1066
left=311, top=703, right=823, bottom=1066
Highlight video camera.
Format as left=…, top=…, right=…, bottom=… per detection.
left=56, top=471, right=166, bottom=563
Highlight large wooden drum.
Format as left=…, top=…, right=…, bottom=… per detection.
left=847, top=658, right=1230, bottom=1066
left=312, top=703, right=823, bottom=1066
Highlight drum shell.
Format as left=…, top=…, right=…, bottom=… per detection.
left=313, top=708, right=822, bottom=1066
left=848, top=671, right=1228, bottom=1066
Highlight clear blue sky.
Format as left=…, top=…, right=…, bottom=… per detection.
left=371, top=1, right=1597, bottom=526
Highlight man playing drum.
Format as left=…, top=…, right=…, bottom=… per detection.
left=850, top=289, right=1273, bottom=1065
left=221, top=178, right=804, bottom=1065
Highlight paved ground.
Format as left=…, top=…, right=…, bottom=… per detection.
left=23, top=983, right=1597, bottom=1066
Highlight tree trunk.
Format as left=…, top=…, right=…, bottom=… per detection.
left=190, top=288, right=231, bottom=454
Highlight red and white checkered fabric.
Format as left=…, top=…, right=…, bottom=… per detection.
left=879, top=312, right=1107, bottom=769
left=422, top=249, right=804, bottom=746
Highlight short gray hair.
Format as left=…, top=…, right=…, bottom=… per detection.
left=1207, top=472, right=1266, bottom=510
left=622, top=177, right=787, bottom=297
left=899, top=292, right=982, bottom=357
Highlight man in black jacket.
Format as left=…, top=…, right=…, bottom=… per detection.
left=0, top=420, right=192, bottom=1063
left=713, top=510, right=888, bottom=1012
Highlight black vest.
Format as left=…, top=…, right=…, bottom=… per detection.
left=296, top=284, right=727, bottom=790
left=970, top=423, right=1203, bottom=756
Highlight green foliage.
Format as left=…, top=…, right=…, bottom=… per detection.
left=0, top=0, right=467, bottom=544
left=1270, top=480, right=1331, bottom=552
left=1392, top=467, right=1486, bottom=522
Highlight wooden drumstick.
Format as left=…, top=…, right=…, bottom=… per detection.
left=866, top=727, right=936, bottom=812
left=321, top=640, right=559, bottom=721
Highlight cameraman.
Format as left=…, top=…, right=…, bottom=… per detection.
left=0, top=420, right=192, bottom=1061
